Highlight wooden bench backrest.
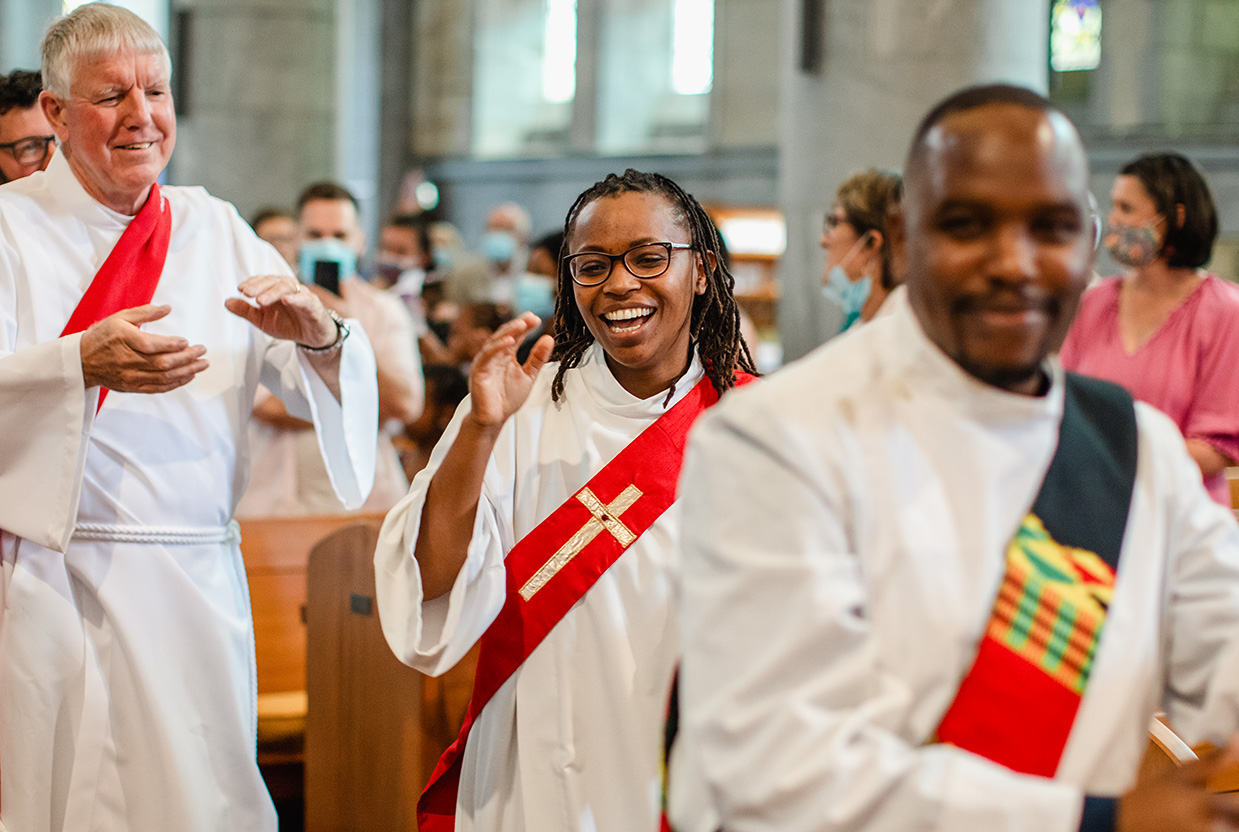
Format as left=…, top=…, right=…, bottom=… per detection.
left=304, top=521, right=426, bottom=832
left=240, top=513, right=386, bottom=695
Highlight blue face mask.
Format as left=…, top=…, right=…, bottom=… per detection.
left=481, top=231, right=518, bottom=265
left=822, top=266, right=871, bottom=331
left=515, top=274, right=556, bottom=320
left=298, top=238, right=358, bottom=287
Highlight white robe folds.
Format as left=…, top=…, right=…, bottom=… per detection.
left=670, top=293, right=1239, bottom=832
left=0, top=153, right=378, bottom=832
left=376, top=343, right=701, bottom=832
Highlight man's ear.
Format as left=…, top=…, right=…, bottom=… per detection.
left=40, top=91, right=70, bottom=144
left=865, top=229, right=884, bottom=251
left=887, top=207, right=906, bottom=261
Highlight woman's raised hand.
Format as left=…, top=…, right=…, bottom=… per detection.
left=466, top=312, right=555, bottom=429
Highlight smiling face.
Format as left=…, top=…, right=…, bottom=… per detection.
left=901, top=103, right=1094, bottom=395
left=567, top=191, right=708, bottom=399
left=43, top=50, right=175, bottom=215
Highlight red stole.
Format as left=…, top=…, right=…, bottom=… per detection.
left=418, top=372, right=753, bottom=831
left=934, top=373, right=1137, bottom=777
left=60, top=183, right=172, bottom=411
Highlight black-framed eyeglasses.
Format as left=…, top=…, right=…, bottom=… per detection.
left=0, top=135, right=55, bottom=166
left=565, top=242, right=695, bottom=287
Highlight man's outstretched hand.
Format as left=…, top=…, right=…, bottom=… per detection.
left=1120, top=737, right=1239, bottom=832
left=79, top=304, right=208, bottom=393
left=225, top=275, right=337, bottom=349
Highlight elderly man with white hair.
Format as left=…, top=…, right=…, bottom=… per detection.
left=0, top=4, right=378, bottom=831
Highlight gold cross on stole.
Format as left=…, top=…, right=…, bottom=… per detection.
left=518, top=485, right=643, bottom=601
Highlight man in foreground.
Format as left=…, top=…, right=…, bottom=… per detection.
left=0, top=5, right=378, bottom=830
left=0, top=69, right=56, bottom=182
left=671, top=84, right=1239, bottom=832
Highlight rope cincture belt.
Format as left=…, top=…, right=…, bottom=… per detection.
left=72, top=521, right=240, bottom=546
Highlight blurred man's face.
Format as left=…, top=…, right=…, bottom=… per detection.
left=379, top=225, right=428, bottom=268
left=901, top=103, right=1094, bottom=395
left=300, top=198, right=365, bottom=255
left=42, top=50, right=175, bottom=214
left=0, top=104, right=56, bottom=182
left=255, top=214, right=299, bottom=269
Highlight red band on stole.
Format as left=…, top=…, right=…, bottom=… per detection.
left=60, top=183, right=172, bottom=412
left=418, top=372, right=753, bottom=830
left=935, top=515, right=1117, bottom=777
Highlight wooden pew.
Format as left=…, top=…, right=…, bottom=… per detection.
left=303, top=521, right=479, bottom=831
left=304, top=521, right=420, bottom=831
left=239, top=513, right=386, bottom=806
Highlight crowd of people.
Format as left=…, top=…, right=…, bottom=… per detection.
left=4, top=4, right=1239, bottom=832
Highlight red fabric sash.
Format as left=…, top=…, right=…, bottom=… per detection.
left=418, top=372, right=753, bottom=831
left=60, top=183, right=172, bottom=411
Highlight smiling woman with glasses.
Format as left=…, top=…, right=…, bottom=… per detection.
left=373, top=168, right=757, bottom=831
left=0, top=69, right=57, bottom=182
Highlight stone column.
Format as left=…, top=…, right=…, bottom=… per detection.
left=776, top=0, right=1050, bottom=361
left=169, top=0, right=336, bottom=222
left=0, top=0, right=60, bottom=74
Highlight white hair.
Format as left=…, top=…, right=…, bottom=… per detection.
left=41, top=3, right=170, bottom=98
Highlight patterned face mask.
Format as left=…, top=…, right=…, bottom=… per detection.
left=1104, top=219, right=1163, bottom=267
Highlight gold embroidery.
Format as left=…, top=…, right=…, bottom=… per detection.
left=518, top=485, right=643, bottom=601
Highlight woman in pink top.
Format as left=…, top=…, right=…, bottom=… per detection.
left=1061, top=152, right=1239, bottom=506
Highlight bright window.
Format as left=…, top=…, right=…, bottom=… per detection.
left=542, top=0, right=577, bottom=103
left=672, top=0, right=714, bottom=95
left=1050, top=0, right=1101, bottom=72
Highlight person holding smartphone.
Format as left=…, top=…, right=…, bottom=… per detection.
left=238, top=181, right=425, bottom=517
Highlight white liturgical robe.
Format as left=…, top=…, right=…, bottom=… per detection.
left=376, top=343, right=702, bottom=832
left=671, top=293, right=1239, bottom=832
left=0, top=153, right=378, bottom=832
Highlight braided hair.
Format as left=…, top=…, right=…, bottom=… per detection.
left=549, top=169, right=758, bottom=402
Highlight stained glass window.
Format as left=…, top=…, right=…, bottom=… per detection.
left=1050, top=0, right=1102, bottom=72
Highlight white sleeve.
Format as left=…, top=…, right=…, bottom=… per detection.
left=0, top=333, right=97, bottom=552
left=0, top=217, right=97, bottom=552
left=669, top=402, right=1084, bottom=832
left=374, top=395, right=511, bottom=677
left=1147, top=407, right=1239, bottom=745
left=227, top=204, right=380, bottom=511
left=257, top=330, right=378, bottom=510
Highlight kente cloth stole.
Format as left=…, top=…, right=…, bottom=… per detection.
left=417, top=372, right=755, bottom=831
left=60, top=183, right=172, bottom=412
left=934, top=372, right=1138, bottom=777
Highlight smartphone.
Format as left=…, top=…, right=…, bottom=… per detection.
left=313, top=260, right=341, bottom=296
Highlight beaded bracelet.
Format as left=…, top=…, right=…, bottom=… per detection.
left=297, top=309, right=350, bottom=355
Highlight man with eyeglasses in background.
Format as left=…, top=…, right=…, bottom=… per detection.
left=0, top=69, right=56, bottom=182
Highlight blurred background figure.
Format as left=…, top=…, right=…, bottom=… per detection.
left=376, top=212, right=437, bottom=343
left=515, top=229, right=563, bottom=361
left=238, top=181, right=425, bottom=517
left=819, top=169, right=903, bottom=335
left=250, top=207, right=299, bottom=271
left=397, top=362, right=469, bottom=480
left=1061, top=152, right=1239, bottom=507
left=444, top=301, right=510, bottom=373
left=480, top=201, right=533, bottom=309
left=525, top=229, right=563, bottom=279
left=376, top=212, right=435, bottom=291
left=0, top=69, right=55, bottom=182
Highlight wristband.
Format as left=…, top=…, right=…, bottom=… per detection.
left=297, top=309, right=349, bottom=355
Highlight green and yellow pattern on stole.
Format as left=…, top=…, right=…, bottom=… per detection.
left=991, top=514, right=1116, bottom=696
